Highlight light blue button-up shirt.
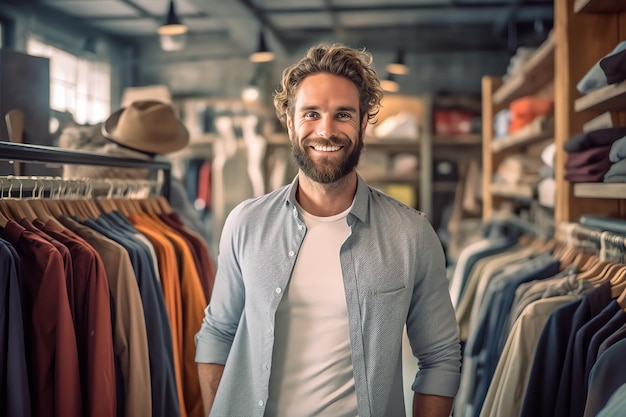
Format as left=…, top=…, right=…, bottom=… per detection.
left=195, top=174, right=461, bottom=417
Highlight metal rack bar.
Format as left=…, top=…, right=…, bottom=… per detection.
left=0, top=141, right=171, bottom=199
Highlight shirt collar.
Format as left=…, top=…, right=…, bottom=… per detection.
left=284, top=173, right=369, bottom=224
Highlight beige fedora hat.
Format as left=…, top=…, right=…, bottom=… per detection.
left=102, top=100, right=189, bottom=154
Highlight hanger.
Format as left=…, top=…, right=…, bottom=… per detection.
left=1, top=177, right=37, bottom=221
left=23, top=177, right=62, bottom=230
left=74, top=180, right=101, bottom=220
left=589, top=261, right=624, bottom=286
left=155, top=195, right=173, bottom=214
left=615, top=281, right=626, bottom=307
left=109, top=180, right=136, bottom=217
left=607, top=235, right=626, bottom=298
left=557, top=245, right=582, bottom=271
left=577, top=253, right=602, bottom=272
left=576, top=257, right=610, bottom=282
left=57, top=180, right=86, bottom=220
left=612, top=264, right=626, bottom=302
left=0, top=180, right=9, bottom=227
left=96, top=179, right=118, bottom=214
left=78, top=179, right=102, bottom=219
left=37, top=178, right=68, bottom=219
left=110, top=179, right=133, bottom=214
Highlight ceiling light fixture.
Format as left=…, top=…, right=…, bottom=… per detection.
left=158, top=0, right=188, bottom=51
left=249, top=31, right=274, bottom=63
left=386, top=49, right=409, bottom=75
left=380, top=73, right=399, bottom=93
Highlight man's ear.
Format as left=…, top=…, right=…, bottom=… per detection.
left=286, top=116, right=294, bottom=138
left=361, top=115, right=369, bottom=134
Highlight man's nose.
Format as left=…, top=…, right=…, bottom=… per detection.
left=316, top=118, right=337, bottom=138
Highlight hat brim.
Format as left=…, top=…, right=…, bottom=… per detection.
left=102, top=107, right=189, bottom=154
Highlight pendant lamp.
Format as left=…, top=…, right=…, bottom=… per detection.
left=249, top=30, right=274, bottom=63
left=386, top=49, right=409, bottom=75
left=158, top=0, right=188, bottom=51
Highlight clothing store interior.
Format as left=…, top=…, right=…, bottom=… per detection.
left=2, top=0, right=626, bottom=416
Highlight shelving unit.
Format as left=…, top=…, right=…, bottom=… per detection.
left=491, top=116, right=554, bottom=154
left=574, top=80, right=626, bottom=112
left=481, top=0, right=626, bottom=224
left=574, top=0, right=626, bottom=14
left=492, top=30, right=555, bottom=106
left=554, top=0, right=626, bottom=221
left=491, top=183, right=534, bottom=200
left=574, top=183, right=626, bottom=198
left=481, top=30, right=555, bottom=221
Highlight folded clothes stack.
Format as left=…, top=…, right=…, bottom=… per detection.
left=563, top=127, right=626, bottom=183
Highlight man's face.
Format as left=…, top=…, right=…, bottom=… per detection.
left=287, top=73, right=366, bottom=184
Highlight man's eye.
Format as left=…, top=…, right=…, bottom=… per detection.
left=337, top=112, right=351, bottom=119
left=304, top=112, right=318, bottom=119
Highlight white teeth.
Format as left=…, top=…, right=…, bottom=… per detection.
left=313, top=145, right=341, bottom=152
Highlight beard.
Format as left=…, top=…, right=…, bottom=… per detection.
left=291, top=128, right=364, bottom=184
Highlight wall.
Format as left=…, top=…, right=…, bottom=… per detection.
left=0, top=1, right=131, bottom=111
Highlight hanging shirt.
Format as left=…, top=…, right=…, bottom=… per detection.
left=82, top=215, right=180, bottom=417
left=1, top=220, right=82, bottom=417
left=35, top=220, right=116, bottom=417
left=60, top=216, right=152, bottom=417
left=0, top=237, right=30, bottom=417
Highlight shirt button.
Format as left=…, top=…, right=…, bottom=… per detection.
left=258, top=400, right=264, bottom=407
left=275, top=287, right=282, bottom=294
left=288, top=250, right=295, bottom=257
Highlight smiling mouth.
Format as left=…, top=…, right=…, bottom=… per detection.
left=310, top=144, right=344, bottom=152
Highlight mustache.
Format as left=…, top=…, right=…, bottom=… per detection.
left=301, top=137, right=351, bottom=148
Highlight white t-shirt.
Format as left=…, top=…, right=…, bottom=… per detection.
left=265, top=203, right=358, bottom=417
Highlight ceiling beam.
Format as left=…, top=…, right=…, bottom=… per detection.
left=235, top=0, right=288, bottom=47
left=262, top=1, right=552, bottom=14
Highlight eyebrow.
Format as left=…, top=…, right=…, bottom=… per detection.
left=298, top=105, right=358, bottom=113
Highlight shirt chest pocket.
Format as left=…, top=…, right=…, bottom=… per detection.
left=360, top=286, right=409, bottom=325
left=359, top=286, right=410, bottom=351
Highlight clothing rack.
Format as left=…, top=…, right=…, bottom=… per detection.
left=573, top=224, right=603, bottom=247
left=559, top=221, right=626, bottom=264
left=0, top=141, right=172, bottom=199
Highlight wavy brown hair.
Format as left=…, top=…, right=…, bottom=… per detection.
left=273, top=43, right=383, bottom=128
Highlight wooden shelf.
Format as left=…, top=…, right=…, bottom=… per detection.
left=574, top=0, right=626, bottom=14
left=491, top=182, right=534, bottom=200
left=493, top=31, right=555, bottom=105
left=574, top=183, right=626, bottom=198
left=492, top=116, right=554, bottom=153
left=433, top=133, right=482, bottom=146
left=574, top=79, right=626, bottom=113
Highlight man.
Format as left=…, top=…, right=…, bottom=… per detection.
left=195, top=43, right=461, bottom=417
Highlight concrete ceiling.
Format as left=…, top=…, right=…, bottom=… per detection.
left=33, top=0, right=554, bottom=57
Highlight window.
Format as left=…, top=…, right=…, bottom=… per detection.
left=27, top=38, right=111, bottom=125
